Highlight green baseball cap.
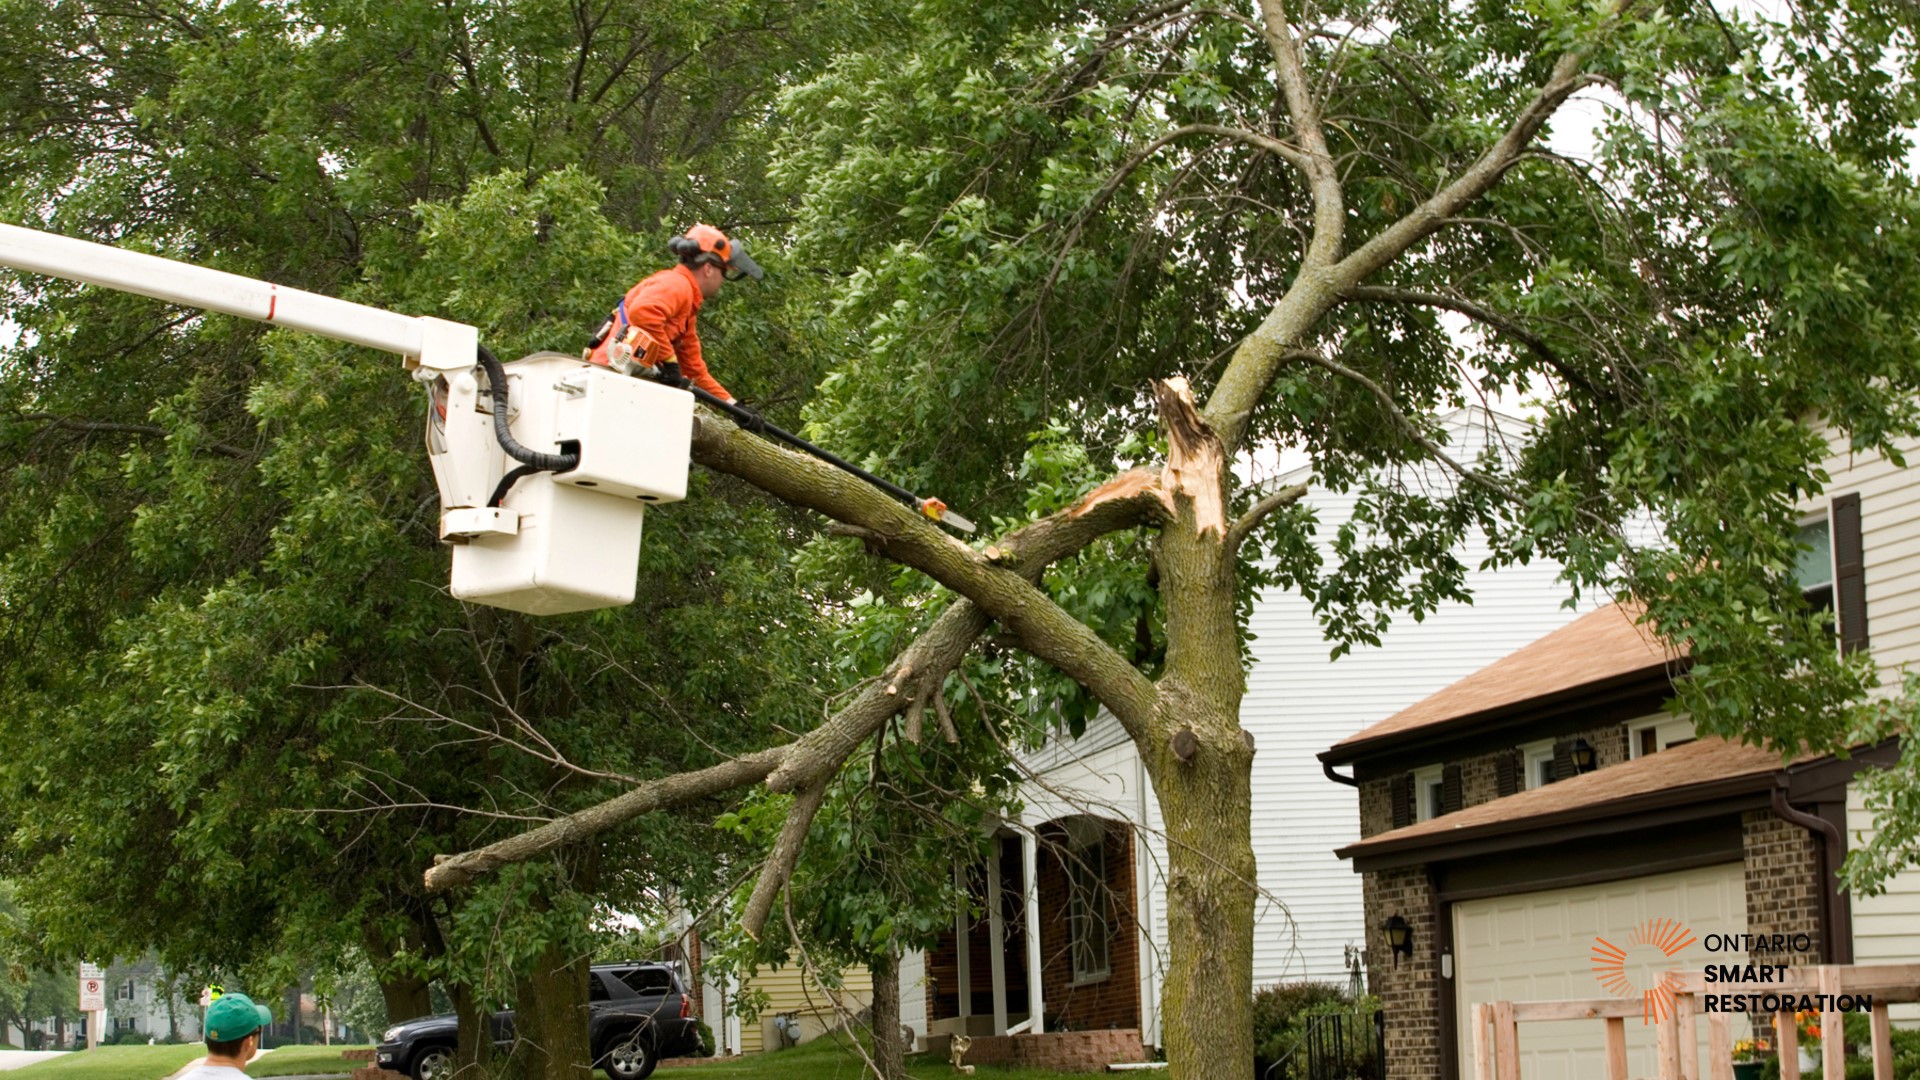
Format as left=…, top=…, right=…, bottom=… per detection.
left=204, top=992, right=271, bottom=1041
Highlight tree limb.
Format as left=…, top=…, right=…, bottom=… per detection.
left=691, top=413, right=1163, bottom=742
left=12, top=412, right=250, bottom=459
left=424, top=747, right=789, bottom=890
left=738, top=782, right=828, bottom=941
left=1254, top=0, right=1343, bottom=267
left=1342, top=285, right=1605, bottom=400
left=423, top=462, right=1170, bottom=892
left=1226, top=483, right=1308, bottom=555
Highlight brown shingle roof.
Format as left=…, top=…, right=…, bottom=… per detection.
left=1334, top=736, right=1806, bottom=862
left=1324, top=602, right=1683, bottom=759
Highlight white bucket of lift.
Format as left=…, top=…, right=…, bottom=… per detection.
left=445, top=352, right=693, bottom=615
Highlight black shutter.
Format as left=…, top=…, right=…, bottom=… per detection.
left=1390, top=774, right=1413, bottom=830
left=1494, top=751, right=1519, bottom=797
left=1552, top=740, right=1575, bottom=782
left=1835, top=492, right=1868, bottom=654
left=1441, top=764, right=1464, bottom=815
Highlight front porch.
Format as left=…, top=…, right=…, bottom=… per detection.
left=925, top=815, right=1144, bottom=1040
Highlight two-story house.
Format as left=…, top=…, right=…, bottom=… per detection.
left=1325, top=430, right=1920, bottom=1080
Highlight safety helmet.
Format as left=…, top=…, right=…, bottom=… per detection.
left=668, top=224, right=764, bottom=281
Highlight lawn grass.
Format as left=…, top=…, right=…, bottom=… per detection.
left=5, top=1044, right=204, bottom=1079
left=666, top=1034, right=1112, bottom=1080
left=246, top=1044, right=375, bottom=1077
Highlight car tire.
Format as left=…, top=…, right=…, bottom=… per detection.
left=600, top=1033, right=657, bottom=1080
left=410, top=1043, right=455, bottom=1080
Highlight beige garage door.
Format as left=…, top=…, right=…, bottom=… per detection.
left=1453, top=863, right=1746, bottom=1080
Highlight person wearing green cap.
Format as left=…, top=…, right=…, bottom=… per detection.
left=180, top=992, right=273, bottom=1078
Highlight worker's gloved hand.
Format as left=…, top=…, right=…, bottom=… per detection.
left=731, top=403, right=767, bottom=433
left=655, top=361, right=688, bottom=389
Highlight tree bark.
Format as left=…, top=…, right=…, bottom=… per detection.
left=363, top=926, right=433, bottom=1024
left=452, top=981, right=495, bottom=1077
left=505, top=941, right=593, bottom=1080
left=867, top=950, right=904, bottom=1080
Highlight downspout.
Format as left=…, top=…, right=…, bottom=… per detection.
left=1771, top=781, right=1851, bottom=963
left=1323, top=761, right=1359, bottom=787
left=1137, top=753, right=1159, bottom=1051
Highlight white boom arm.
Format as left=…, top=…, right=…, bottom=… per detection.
left=0, top=222, right=477, bottom=373
left=0, top=220, right=692, bottom=617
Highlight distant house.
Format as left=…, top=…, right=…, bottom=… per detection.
left=910, top=408, right=1603, bottom=1055
left=1323, top=429, right=1920, bottom=1080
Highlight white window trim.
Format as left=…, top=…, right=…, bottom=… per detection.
left=1414, top=765, right=1444, bottom=822
left=1520, top=739, right=1556, bottom=790
left=1628, top=715, right=1698, bottom=759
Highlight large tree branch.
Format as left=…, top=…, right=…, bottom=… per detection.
left=1254, top=0, right=1343, bottom=267
left=1226, top=483, right=1308, bottom=555
left=1200, top=13, right=1617, bottom=454
left=738, top=782, right=826, bottom=941
left=425, top=748, right=788, bottom=890
left=423, top=463, right=1169, bottom=892
left=690, top=414, right=1162, bottom=740
left=1335, top=55, right=1607, bottom=283
left=1342, top=285, right=1605, bottom=400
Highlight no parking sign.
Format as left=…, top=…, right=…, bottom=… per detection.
left=78, top=964, right=104, bottom=1011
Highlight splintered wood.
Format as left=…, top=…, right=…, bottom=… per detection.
left=1152, top=377, right=1227, bottom=537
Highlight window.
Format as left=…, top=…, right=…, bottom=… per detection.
left=1629, top=717, right=1697, bottom=759
left=1414, top=766, right=1444, bottom=822
left=1066, top=839, right=1112, bottom=983
left=1520, top=740, right=1556, bottom=790
left=1796, top=518, right=1835, bottom=617
left=589, top=974, right=612, bottom=1002
left=116, top=979, right=135, bottom=1002
left=113, top=1017, right=138, bottom=1033
left=615, top=968, right=674, bottom=995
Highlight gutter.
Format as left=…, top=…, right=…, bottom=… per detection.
left=1770, top=780, right=1851, bottom=963
left=1322, top=761, right=1358, bottom=788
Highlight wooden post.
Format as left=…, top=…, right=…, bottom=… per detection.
left=1706, top=1011, right=1733, bottom=1080
left=1492, top=1000, right=1520, bottom=1080
left=1778, top=1010, right=1802, bottom=1080
left=1678, top=991, right=1699, bottom=1080
left=1605, top=1017, right=1629, bottom=1080
left=1870, top=999, right=1894, bottom=1080
left=1821, top=965, right=1844, bottom=1080
left=1656, top=998, right=1680, bottom=1080
left=1472, top=1003, right=1492, bottom=1080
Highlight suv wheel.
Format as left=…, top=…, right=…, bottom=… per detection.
left=601, top=1034, right=657, bottom=1080
left=411, top=1044, right=455, bottom=1080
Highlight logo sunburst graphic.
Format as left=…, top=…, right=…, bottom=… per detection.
left=1591, top=918, right=1696, bottom=1023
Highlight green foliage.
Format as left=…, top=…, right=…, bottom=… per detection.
left=1249, top=982, right=1373, bottom=1077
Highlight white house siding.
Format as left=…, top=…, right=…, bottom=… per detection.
left=1815, top=429, right=1920, bottom=681
left=1847, top=780, right=1920, bottom=1021
left=1015, top=409, right=1600, bottom=1029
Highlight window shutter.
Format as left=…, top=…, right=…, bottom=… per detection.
left=1441, top=764, right=1464, bottom=814
left=1390, top=774, right=1413, bottom=830
left=1834, top=492, right=1868, bottom=654
left=1495, top=751, right=1519, bottom=797
left=1552, top=740, right=1575, bottom=782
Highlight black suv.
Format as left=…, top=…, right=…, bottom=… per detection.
left=375, top=962, right=700, bottom=1080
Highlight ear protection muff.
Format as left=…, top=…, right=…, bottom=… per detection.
left=668, top=235, right=701, bottom=259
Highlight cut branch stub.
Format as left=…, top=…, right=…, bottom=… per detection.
left=1171, top=728, right=1199, bottom=763
left=1153, top=378, right=1228, bottom=538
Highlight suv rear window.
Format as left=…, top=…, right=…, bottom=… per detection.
left=613, top=968, right=675, bottom=995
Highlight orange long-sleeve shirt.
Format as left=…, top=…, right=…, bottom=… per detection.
left=587, top=264, right=731, bottom=401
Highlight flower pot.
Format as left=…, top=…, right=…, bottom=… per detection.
left=1733, top=1061, right=1766, bottom=1080
left=1799, top=1047, right=1820, bottom=1073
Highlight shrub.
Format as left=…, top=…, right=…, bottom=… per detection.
left=1251, top=982, right=1353, bottom=1079
left=695, top=1019, right=716, bottom=1058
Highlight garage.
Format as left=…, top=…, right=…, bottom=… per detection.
left=1452, top=862, right=1747, bottom=1080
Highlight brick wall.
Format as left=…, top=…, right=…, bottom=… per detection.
left=924, top=1029, right=1147, bottom=1071
left=1355, top=721, right=1634, bottom=1080
left=1363, top=866, right=1438, bottom=1080
left=1036, top=822, right=1140, bottom=1032
left=1742, top=810, right=1824, bottom=964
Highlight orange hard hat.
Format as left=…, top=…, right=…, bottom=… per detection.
left=669, top=224, right=764, bottom=281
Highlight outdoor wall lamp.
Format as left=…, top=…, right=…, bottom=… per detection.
left=1383, top=915, right=1414, bottom=965
left=1571, top=738, right=1598, bottom=774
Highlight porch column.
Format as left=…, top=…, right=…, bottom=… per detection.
left=1024, top=830, right=1044, bottom=1034
left=988, top=841, right=1008, bottom=1034
left=954, top=860, right=972, bottom=1023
